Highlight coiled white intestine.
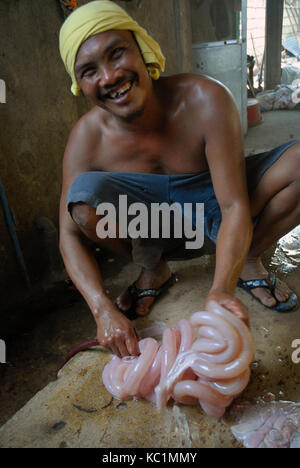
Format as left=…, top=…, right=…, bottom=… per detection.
left=102, top=301, right=254, bottom=418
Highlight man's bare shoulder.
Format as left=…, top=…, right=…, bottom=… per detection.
left=167, top=74, right=241, bottom=137
left=63, top=106, right=105, bottom=175
left=65, top=106, right=104, bottom=156
left=162, top=73, right=235, bottom=112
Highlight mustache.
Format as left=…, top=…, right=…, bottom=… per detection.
left=99, top=73, right=138, bottom=99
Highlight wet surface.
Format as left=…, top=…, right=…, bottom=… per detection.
left=270, top=226, right=300, bottom=275
left=0, top=253, right=129, bottom=427
left=0, top=231, right=299, bottom=445
left=229, top=400, right=300, bottom=448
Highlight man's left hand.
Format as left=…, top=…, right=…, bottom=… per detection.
left=204, top=290, right=249, bottom=326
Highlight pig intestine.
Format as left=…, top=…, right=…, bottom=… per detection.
left=102, top=301, right=254, bottom=418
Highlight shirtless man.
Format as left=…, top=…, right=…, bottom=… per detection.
left=59, top=2, right=300, bottom=358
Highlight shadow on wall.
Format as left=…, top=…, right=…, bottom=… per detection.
left=0, top=0, right=87, bottom=315
left=0, top=0, right=188, bottom=325
left=191, top=0, right=242, bottom=43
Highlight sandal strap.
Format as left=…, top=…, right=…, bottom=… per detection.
left=128, top=274, right=177, bottom=300
left=128, top=285, right=161, bottom=299
left=238, top=271, right=276, bottom=291
left=237, top=271, right=298, bottom=312
left=267, top=271, right=276, bottom=289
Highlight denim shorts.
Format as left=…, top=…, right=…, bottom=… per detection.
left=67, top=140, right=299, bottom=266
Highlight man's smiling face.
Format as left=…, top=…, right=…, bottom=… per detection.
left=75, top=30, right=152, bottom=122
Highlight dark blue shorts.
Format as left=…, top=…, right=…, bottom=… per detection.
left=66, top=140, right=299, bottom=266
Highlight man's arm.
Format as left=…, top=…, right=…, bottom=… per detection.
left=59, top=123, right=139, bottom=356
left=200, top=79, right=253, bottom=322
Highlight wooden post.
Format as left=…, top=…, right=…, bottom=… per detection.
left=173, top=0, right=193, bottom=73
left=265, top=0, right=284, bottom=90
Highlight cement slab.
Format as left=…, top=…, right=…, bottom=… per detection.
left=0, top=256, right=299, bottom=448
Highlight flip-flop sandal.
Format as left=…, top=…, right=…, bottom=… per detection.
left=114, top=272, right=178, bottom=320
left=237, top=271, right=298, bottom=313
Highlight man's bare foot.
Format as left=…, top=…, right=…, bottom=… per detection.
left=115, top=259, right=172, bottom=317
left=240, top=257, right=290, bottom=308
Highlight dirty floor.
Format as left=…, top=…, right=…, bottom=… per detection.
left=0, top=110, right=299, bottom=448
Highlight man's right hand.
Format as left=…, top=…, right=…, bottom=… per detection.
left=96, top=305, right=140, bottom=358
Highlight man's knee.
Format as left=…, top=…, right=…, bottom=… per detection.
left=70, top=202, right=97, bottom=229
left=287, top=145, right=300, bottom=197
left=269, top=143, right=300, bottom=191
left=287, top=143, right=300, bottom=180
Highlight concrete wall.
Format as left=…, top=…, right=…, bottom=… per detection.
left=0, top=0, right=88, bottom=307
left=0, top=0, right=192, bottom=311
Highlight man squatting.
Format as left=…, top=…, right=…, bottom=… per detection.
left=59, top=1, right=299, bottom=358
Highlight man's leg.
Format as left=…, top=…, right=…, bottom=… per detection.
left=70, top=202, right=133, bottom=259
left=70, top=202, right=172, bottom=317
left=66, top=171, right=178, bottom=317
left=240, top=142, right=300, bottom=307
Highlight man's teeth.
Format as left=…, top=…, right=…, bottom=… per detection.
left=108, top=81, right=132, bottom=99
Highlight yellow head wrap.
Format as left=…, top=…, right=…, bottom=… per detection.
left=59, top=0, right=166, bottom=96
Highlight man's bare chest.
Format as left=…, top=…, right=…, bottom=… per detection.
left=89, top=128, right=208, bottom=175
